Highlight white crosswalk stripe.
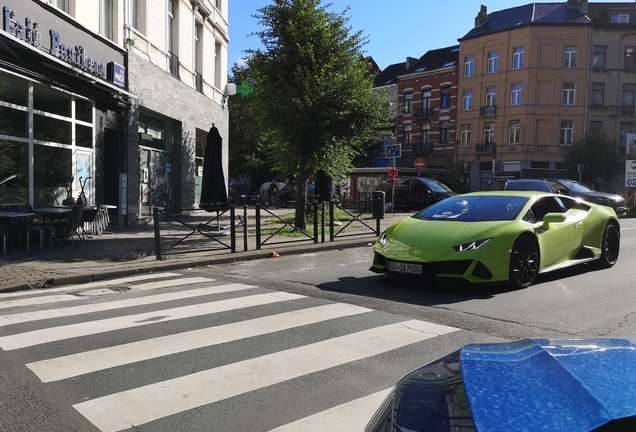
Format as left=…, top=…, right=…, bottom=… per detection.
left=0, top=274, right=460, bottom=432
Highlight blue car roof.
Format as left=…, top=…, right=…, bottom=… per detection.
left=460, top=338, right=636, bottom=431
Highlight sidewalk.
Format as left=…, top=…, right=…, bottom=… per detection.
left=0, top=207, right=407, bottom=292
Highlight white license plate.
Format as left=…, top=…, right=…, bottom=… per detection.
left=388, top=262, right=422, bottom=274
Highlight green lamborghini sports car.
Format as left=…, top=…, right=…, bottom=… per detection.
left=370, top=191, right=620, bottom=288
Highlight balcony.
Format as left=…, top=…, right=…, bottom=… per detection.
left=415, top=108, right=433, bottom=119
left=480, top=105, right=497, bottom=117
left=195, top=72, right=203, bottom=93
left=475, top=142, right=496, bottom=156
left=169, top=51, right=180, bottom=78
left=621, top=104, right=634, bottom=116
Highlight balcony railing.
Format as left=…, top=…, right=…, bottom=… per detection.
left=415, top=107, right=433, bottom=119
left=195, top=72, right=203, bottom=93
left=480, top=105, right=497, bottom=117
left=621, top=104, right=634, bottom=115
left=475, top=142, right=496, bottom=156
left=169, top=51, right=180, bottom=78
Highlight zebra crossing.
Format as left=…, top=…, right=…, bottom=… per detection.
left=0, top=272, right=466, bottom=432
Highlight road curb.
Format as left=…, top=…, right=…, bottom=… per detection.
left=0, top=236, right=378, bottom=293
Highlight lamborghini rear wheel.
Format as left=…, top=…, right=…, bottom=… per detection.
left=598, top=221, right=620, bottom=268
left=509, top=235, right=539, bottom=289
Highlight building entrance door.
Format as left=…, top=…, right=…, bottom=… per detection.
left=139, top=147, right=173, bottom=216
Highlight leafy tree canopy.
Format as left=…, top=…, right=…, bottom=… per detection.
left=562, top=131, right=622, bottom=188
left=245, top=0, right=392, bottom=193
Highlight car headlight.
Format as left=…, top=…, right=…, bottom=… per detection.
left=379, top=231, right=388, bottom=246
left=453, top=238, right=491, bottom=252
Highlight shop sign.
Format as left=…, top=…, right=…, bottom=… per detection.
left=2, top=5, right=126, bottom=87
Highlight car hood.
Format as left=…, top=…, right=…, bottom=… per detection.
left=575, top=191, right=625, bottom=204
left=385, top=216, right=511, bottom=248
left=461, top=338, right=636, bottom=431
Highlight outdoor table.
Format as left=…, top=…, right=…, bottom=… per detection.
left=33, top=207, right=72, bottom=244
left=0, top=211, right=36, bottom=252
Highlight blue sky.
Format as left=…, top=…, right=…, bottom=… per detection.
left=229, top=0, right=635, bottom=70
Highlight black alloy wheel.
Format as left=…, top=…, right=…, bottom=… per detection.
left=509, top=235, right=539, bottom=289
left=598, top=222, right=620, bottom=268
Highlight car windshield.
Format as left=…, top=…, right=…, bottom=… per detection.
left=505, top=181, right=552, bottom=192
left=559, top=180, right=593, bottom=193
left=413, top=195, right=528, bottom=221
left=421, top=178, right=452, bottom=192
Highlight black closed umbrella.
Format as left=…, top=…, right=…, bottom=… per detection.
left=200, top=124, right=228, bottom=211
left=314, top=170, right=332, bottom=202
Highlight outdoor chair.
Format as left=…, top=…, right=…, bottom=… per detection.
left=82, top=207, right=98, bottom=238
left=2, top=205, right=52, bottom=251
left=56, top=205, right=85, bottom=245
left=16, top=205, right=53, bottom=250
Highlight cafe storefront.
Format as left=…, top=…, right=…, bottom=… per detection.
left=0, top=1, right=130, bottom=212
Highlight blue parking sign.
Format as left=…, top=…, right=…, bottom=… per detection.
left=577, top=164, right=584, bottom=173
left=386, top=144, right=401, bottom=158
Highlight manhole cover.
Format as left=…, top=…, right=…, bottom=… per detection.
left=71, top=286, right=131, bottom=297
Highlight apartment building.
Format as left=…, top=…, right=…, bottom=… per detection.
left=457, top=2, right=591, bottom=191
left=396, top=46, right=460, bottom=169
left=0, top=0, right=229, bottom=225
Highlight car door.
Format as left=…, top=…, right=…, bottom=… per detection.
left=410, top=180, right=428, bottom=209
left=530, top=197, right=583, bottom=267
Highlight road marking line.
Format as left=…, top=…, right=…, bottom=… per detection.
left=130, top=277, right=214, bottom=290
left=27, top=303, right=372, bottom=382
left=268, top=388, right=393, bottom=432
left=0, top=273, right=184, bottom=298
left=0, top=295, right=80, bottom=310
left=73, top=320, right=457, bottom=432
left=0, top=292, right=304, bottom=350
left=0, top=283, right=254, bottom=327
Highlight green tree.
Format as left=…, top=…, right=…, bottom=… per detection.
left=246, top=0, right=391, bottom=228
left=562, top=131, right=622, bottom=188
left=228, top=66, right=268, bottom=188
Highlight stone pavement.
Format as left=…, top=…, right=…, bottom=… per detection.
left=0, top=207, right=407, bottom=292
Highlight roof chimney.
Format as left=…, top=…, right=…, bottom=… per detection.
left=406, top=56, right=418, bottom=69
left=566, top=0, right=588, bottom=14
left=475, top=5, right=488, bottom=27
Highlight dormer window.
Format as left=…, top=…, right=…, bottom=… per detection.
left=610, top=13, right=629, bottom=24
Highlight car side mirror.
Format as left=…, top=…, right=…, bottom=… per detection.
left=543, top=212, right=566, bottom=225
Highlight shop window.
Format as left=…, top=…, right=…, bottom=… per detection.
left=33, top=144, right=72, bottom=208
left=33, top=84, right=71, bottom=117
left=0, top=139, right=28, bottom=206
left=0, top=71, right=27, bottom=106
left=76, top=124, right=93, bottom=149
left=75, top=99, right=93, bottom=123
left=0, top=107, right=28, bottom=139
left=139, top=112, right=175, bottom=152
left=33, top=114, right=71, bottom=145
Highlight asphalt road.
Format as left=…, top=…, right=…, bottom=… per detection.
left=1, top=217, right=634, bottom=431
left=203, top=216, right=636, bottom=340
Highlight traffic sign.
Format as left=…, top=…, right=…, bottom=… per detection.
left=414, top=158, right=425, bottom=170
left=577, top=164, right=584, bottom=173
left=388, top=168, right=399, bottom=177
left=386, top=144, right=401, bottom=158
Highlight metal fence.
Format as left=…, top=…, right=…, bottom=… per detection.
left=153, top=201, right=381, bottom=260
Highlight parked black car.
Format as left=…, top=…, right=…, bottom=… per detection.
left=545, top=178, right=627, bottom=216
left=377, top=176, right=456, bottom=211
left=504, top=178, right=627, bottom=217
